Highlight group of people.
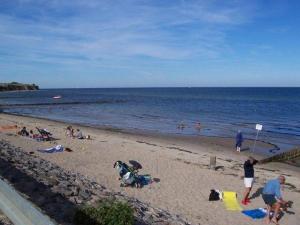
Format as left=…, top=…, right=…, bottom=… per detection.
left=177, top=121, right=201, bottom=131
left=66, top=126, right=90, bottom=140
left=17, top=127, right=52, bottom=141
left=18, top=125, right=90, bottom=141
left=242, top=156, right=289, bottom=225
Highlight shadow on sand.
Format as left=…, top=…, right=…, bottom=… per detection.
left=0, top=158, right=76, bottom=224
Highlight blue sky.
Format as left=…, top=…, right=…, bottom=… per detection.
left=0, top=0, right=299, bottom=88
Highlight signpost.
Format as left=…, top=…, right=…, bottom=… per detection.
left=252, top=124, right=263, bottom=152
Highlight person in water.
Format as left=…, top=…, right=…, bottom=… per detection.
left=177, top=121, right=186, bottom=130
left=235, top=130, right=243, bottom=152
left=195, top=122, right=201, bottom=132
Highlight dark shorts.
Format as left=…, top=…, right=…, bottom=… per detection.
left=262, top=194, right=277, bottom=206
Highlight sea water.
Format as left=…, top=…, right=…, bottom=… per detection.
left=1, top=88, right=300, bottom=153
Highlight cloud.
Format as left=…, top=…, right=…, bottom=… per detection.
left=0, top=0, right=277, bottom=67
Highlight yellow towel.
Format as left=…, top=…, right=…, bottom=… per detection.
left=223, top=191, right=242, bottom=211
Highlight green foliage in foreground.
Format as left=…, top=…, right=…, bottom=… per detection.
left=74, top=199, right=134, bottom=225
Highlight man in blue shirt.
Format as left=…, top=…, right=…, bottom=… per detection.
left=262, top=176, right=287, bottom=225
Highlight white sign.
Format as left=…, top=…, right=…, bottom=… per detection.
left=256, top=124, right=263, bottom=131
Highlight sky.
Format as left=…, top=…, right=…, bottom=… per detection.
left=0, top=0, right=300, bottom=88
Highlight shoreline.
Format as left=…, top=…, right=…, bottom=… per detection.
left=1, top=113, right=300, bottom=225
left=0, top=112, right=299, bottom=172
left=0, top=112, right=279, bottom=157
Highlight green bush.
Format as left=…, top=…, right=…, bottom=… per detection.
left=74, top=199, right=134, bottom=225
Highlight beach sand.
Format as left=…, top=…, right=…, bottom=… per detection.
left=0, top=113, right=299, bottom=225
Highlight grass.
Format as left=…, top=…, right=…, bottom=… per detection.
left=74, top=199, right=134, bottom=225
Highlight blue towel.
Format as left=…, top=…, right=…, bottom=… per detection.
left=38, top=145, right=64, bottom=153
left=242, top=208, right=267, bottom=219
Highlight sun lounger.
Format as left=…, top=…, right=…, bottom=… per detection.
left=36, top=127, right=52, bottom=141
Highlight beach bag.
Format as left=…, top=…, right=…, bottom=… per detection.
left=209, top=189, right=220, bottom=201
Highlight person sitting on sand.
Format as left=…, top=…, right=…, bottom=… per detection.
left=235, top=130, right=243, bottom=152
left=241, top=156, right=258, bottom=205
left=262, top=175, right=288, bottom=225
left=18, top=127, right=29, bottom=136
left=29, top=130, right=36, bottom=138
left=75, top=129, right=84, bottom=139
left=29, top=130, right=42, bottom=140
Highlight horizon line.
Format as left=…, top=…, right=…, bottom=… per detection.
left=41, top=86, right=300, bottom=89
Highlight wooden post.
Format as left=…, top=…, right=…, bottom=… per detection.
left=210, top=156, right=216, bottom=170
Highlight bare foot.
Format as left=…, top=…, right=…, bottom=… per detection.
left=265, top=217, right=271, bottom=224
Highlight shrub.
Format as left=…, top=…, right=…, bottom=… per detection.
left=74, top=199, right=134, bottom=225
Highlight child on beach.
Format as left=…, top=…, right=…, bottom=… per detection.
left=66, top=126, right=74, bottom=137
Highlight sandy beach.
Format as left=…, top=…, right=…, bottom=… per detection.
left=0, top=113, right=299, bottom=225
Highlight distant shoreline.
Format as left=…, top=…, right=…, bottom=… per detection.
left=4, top=111, right=299, bottom=168
left=0, top=82, right=39, bottom=92
left=0, top=111, right=278, bottom=157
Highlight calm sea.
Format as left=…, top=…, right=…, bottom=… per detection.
left=1, top=88, right=300, bottom=154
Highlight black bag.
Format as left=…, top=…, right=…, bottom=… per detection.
left=209, top=189, right=220, bottom=201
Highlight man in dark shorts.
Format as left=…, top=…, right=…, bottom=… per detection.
left=262, top=176, right=287, bottom=225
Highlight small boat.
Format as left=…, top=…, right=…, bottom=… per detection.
left=52, top=95, right=62, bottom=99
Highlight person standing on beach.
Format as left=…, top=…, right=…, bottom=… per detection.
left=235, top=130, right=243, bottom=152
left=241, top=156, right=258, bottom=205
left=262, top=176, right=287, bottom=225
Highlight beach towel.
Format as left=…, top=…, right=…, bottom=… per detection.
left=222, top=191, right=242, bottom=211
left=0, top=125, right=17, bottom=131
left=242, top=208, right=267, bottom=219
left=38, top=145, right=64, bottom=153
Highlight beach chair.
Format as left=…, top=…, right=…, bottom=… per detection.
left=114, top=161, right=142, bottom=188
left=36, top=127, right=52, bottom=141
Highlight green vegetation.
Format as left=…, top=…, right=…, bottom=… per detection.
left=74, top=199, right=134, bottom=225
left=0, top=82, right=39, bottom=91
